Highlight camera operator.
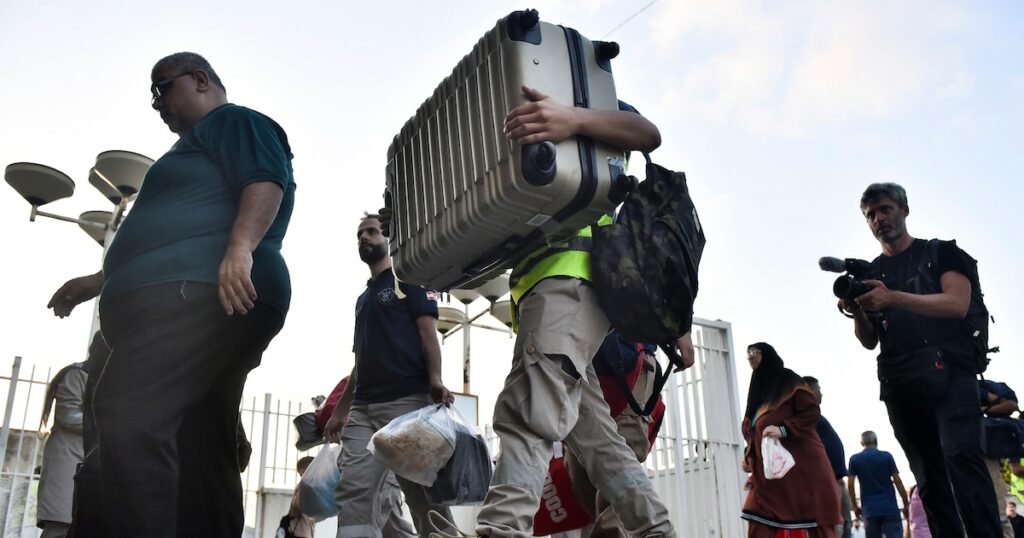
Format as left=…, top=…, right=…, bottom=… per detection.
left=841, top=182, right=1000, bottom=537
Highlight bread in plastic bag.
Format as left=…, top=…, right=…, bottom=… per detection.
left=761, top=436, right=795, bottom=480
left=426, top=406, right=493, bottom=505
left=297, top=444, right=341, bottom=520
left=369, top=404, right=456, bottom=486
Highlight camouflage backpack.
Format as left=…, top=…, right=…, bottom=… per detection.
left=591, top=154, right=705, bottom=368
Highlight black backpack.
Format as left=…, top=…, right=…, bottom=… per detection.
left=918, top=239, right=992, bottom=372
left=591, top=154, right=705, bottom=369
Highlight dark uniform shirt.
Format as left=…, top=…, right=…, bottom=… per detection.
left=102, top=104, right=296, bottom=313
left=352, top=268, right=438, bottom=404
left=816, top=416, right=848, bottom=480
left=871, top=238, right=973, bottom=364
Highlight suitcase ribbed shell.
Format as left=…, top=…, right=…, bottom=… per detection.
left=386, top=10, right=625, bottom=290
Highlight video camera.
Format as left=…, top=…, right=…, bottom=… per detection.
left=818, top=256, right=875, bottom=301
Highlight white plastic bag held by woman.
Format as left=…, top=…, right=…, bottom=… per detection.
left=761, top=436, right=795, bottom=479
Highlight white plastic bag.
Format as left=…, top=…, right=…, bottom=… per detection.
left=369, top=404, right=456, bottom=486
left=297, top=444, right=342, bottom=521
left=761, top=436, right=795, bottom=479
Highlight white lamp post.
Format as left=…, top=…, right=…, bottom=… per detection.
left=441, top=273, right=513, bottom=392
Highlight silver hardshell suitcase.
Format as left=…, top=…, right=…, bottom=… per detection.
left=386, top=9, right=630, bottom=291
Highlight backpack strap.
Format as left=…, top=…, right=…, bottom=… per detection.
left=618, top=351, right=673, bottom=420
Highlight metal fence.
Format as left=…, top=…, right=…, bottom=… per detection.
left=0, top=358, right=52, bottom=538
left=1, top=318, right=743, bottom=537
left=646, top=318, right=746, bottom=537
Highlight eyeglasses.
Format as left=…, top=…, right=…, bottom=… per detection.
left=150, top=72, right=193, bottom=104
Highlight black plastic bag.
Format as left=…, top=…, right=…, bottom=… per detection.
left=293, top=412, right=324, bottom=451
left=425, top=406, right=492, bottom=505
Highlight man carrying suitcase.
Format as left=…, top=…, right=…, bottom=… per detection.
left=384, top=86, right=690, bottom=538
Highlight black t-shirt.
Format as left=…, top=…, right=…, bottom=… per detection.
left=871, top=238, right=973, bottom=364
left=352, top=268, right=438, bottom=404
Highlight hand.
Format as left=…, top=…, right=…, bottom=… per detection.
left=854, top=280, right=895, bottom=311
left=323, top=415, right=346, bottom=444
left=430, top=378, right=454, bottom=405
left=675, top=332, right=695, bottom=370
left=503, top=86, right=579, bottom=145
left=218, top=246, right=256, bottom=315
left=853, top=506, right=862, bottom=519
left=378, top=206, right=393, bottom=238
left=838, top=298, right=861, bottom=314
left=762, top=425, right=783, bottom=439
left=47, top=272, right=103, bottom=318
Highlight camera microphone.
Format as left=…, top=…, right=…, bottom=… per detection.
left=818, top=257, right=847, bottom=273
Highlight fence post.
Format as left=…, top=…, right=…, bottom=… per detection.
left=253, top=392, right=272, bottom=538
left=0, top=356, right=22, bottom=470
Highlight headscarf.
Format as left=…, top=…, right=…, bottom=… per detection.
left=743, top=342, right=807, bottom=425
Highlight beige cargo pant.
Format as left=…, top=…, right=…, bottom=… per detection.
left=985, top=457, right=1014, bottom=538
left=334, top=394, right=453, bottom=538
left=565, top=352, right=657, bottom=538
left=475, top=278, right=675, bottom=538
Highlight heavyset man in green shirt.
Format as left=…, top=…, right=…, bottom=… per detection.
left=48, top=52, right=295, bottom=538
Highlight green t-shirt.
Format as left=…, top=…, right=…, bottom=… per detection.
left=102, top=103, right=296, bottom=313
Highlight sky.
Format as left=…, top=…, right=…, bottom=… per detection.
left=1, top=0, right=1022, bottom=485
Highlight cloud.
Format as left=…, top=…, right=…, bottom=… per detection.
left=643, top=0, right=982, bottom=137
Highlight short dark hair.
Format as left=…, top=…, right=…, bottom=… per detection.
left=297, top=455, right=315, bottom=474
left=860, top=182, right=908, bottom=211
left=152, top=52, right=226, bottom=93
left=802, top=376, right=819, bottom=385
left=1011, top=501, right=1018, bottom=507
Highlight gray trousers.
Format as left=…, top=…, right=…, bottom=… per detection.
left=334, top=394, right=453, bottom=538
left=475, top=278, right=675, bottom=538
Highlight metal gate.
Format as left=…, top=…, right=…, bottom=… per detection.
left=1, top=318, right=743, bottom=537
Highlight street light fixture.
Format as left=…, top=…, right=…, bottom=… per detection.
left=78, top=211, right=114, bottom=246
left=4, top=150, right=154, bottom=333
left=5, top=163, right=76, bottom=215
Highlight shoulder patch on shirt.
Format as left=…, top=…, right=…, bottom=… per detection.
left=377, top=288, right=398, bottom=304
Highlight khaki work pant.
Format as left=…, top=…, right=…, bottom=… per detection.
left=566, top=353, right=657, bottom=538
left=475, top=278, right=674, bottom=538
left=334, top=394, right=453, bottom=538
left=985, top=457, right=1014, bottom=538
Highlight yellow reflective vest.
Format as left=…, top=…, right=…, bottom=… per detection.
left=507, top=215, right=613, bottom=331
left=1005, top=459, right=1024, bottom=504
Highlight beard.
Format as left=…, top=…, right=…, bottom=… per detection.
left=359, top=243, right=388, bottom=264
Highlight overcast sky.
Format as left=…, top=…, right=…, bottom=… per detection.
left=2, top=0, right=1022, bottom=481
